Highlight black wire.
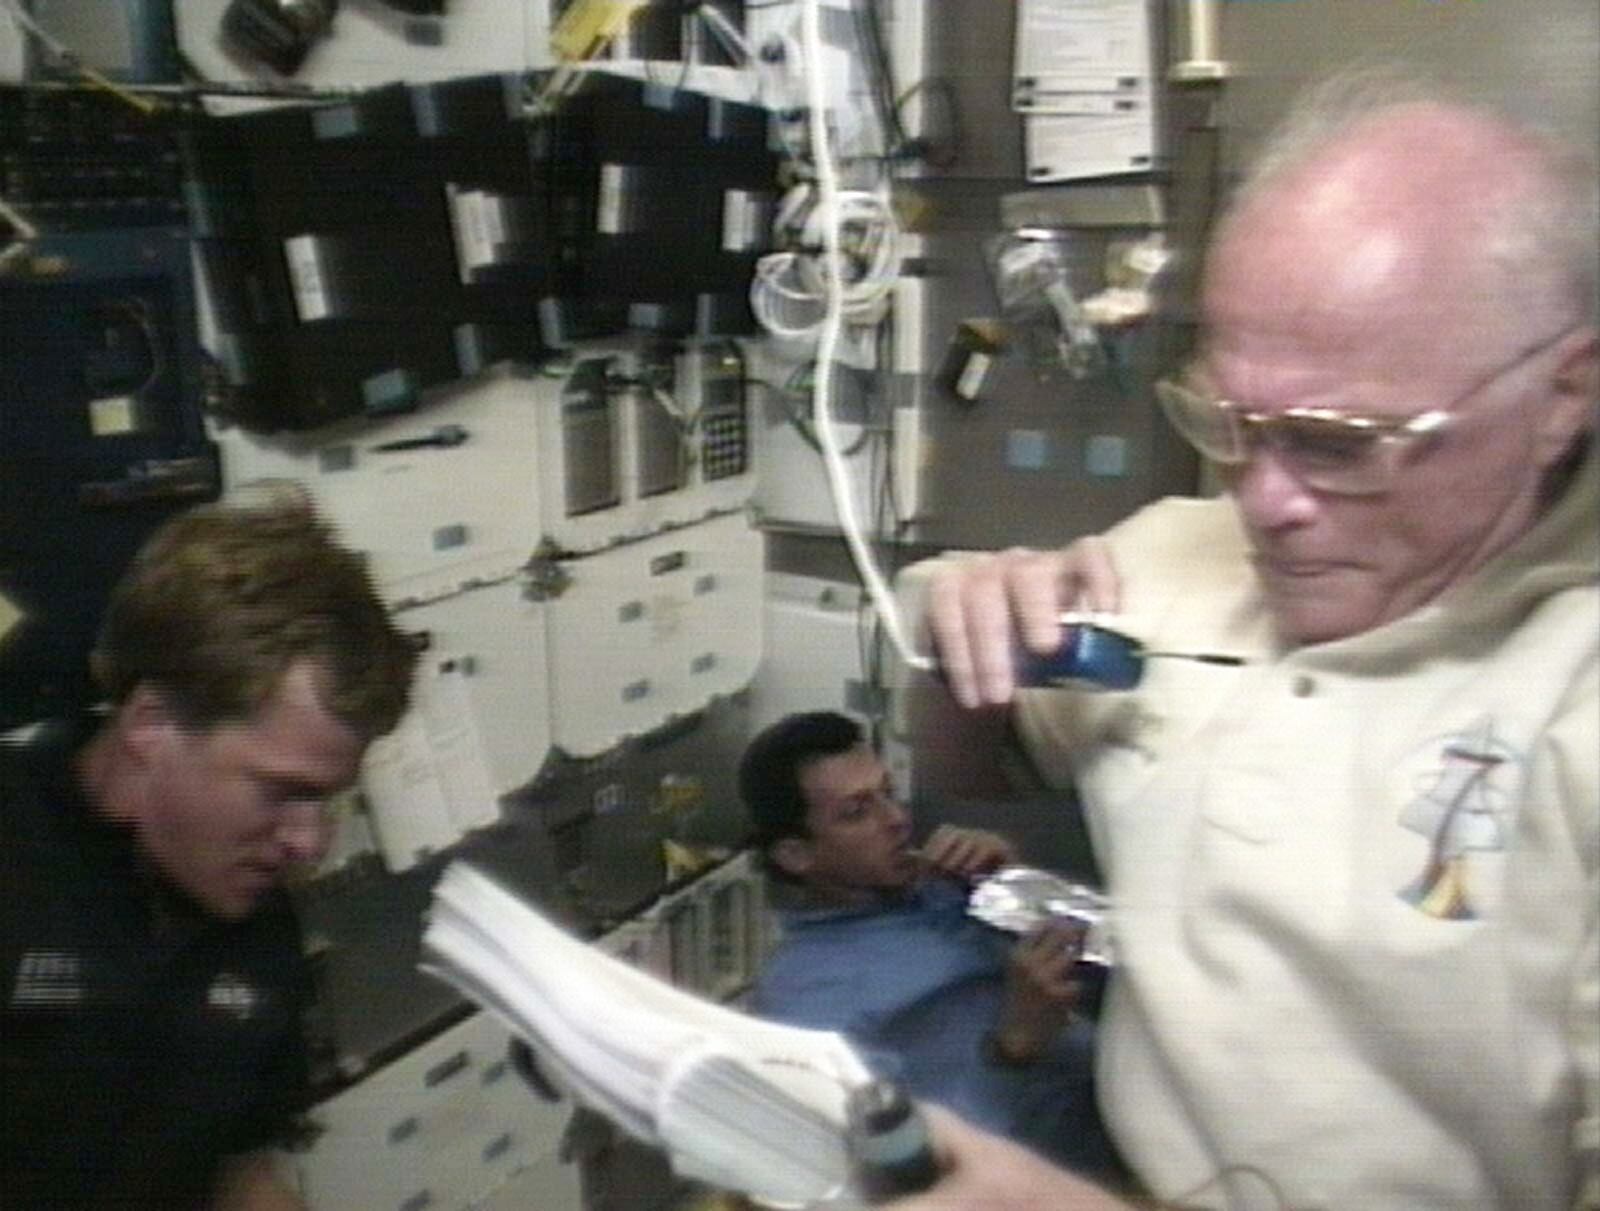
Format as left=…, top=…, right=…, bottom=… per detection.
left=640, top=6, right=695, bottom=94
left=893, top=76, right=963, bottom=170
left=740, top=376, right=788, bottom=401
left=103, top=296, right=166, bottom=399
left=850, top=330, right=912, bottom=728
left=781, top=401, right=872, bottom=457
left=851, top=0, right=909, bottom=159
left=759, top=363, right=874, bottom=457
left=864, top=397, right=891, bottom=713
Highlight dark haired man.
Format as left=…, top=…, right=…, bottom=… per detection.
left=738, top=710, right=1121, bottom=1177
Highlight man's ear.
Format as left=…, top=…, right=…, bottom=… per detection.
left=770, top=837, right=815, bottom=880
left=118, top=684, right=182, bottom=763
left=1536, top=327, right=1599, bottom=468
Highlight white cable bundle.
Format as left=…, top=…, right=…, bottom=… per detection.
left=739, top=0, right=930, bottom=671
left=752, top=183, right=901, bottom=343
left=751, top=248, right=831, bottom=340
left=785, top=0, right=930, bottom=673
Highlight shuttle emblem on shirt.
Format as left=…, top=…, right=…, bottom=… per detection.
left=9, top=949, right=82, bottom=1008
left=207, top=972, right=261, bottom=1020
left=1397, top=716, right=1518, bottom=920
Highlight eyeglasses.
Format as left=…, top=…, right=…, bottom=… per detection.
left=1155, top=326, right=1577, bottom=497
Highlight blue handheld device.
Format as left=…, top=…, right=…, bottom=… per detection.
left=1014, top=623, right=1246, bottom=691
left=1016, top=623, right=1147, bottom=690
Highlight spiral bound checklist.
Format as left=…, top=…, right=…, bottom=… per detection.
left=420, top=861, right=877, bottom=1208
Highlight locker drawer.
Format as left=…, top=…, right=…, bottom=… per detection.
left=296, top=1012, right=571, bottom=1211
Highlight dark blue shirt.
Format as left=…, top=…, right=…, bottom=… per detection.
left=1, top=722, right=312, bottom=1209
left=752, top=877, right=1118, bottom=1176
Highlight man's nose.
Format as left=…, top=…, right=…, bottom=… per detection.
left=276, top=802, right=334, bottom=866
left=882, top=795, right=912, bottom=833
left=1230, top=445, right=1320, bottom=529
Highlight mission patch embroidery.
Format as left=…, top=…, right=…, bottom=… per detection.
left=1397, top=716, right=1519, bottom=920
left=9, top=949, right=83, bottom=1007
left=207, top=971, right=261, bottom=1020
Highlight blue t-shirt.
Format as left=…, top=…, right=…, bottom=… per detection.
left=752, top=878, right=1118, bottom=1176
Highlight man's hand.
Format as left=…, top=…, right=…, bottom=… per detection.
left=926, top=537, right=1122, bottom=708
left=919, top=824, right=1019, bottom=881
left=884, top=1104, right=1133, bottom=1211
left=213, top=1152, right=308, bottom=1211
left=992, top=920, right=1083, bottom=1062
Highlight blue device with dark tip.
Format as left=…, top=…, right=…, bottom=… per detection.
left=932, top=623, right=1243, bottom=694
left=1014, top=623, right=1247, bottom=691
left=1016, top=623, right=1147, bottom=690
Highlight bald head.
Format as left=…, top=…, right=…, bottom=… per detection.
left=1208, top=96, right=1596, bottom=357
left=1190, top=87, right=1597, bottom=645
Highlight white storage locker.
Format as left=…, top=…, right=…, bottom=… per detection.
left=543, top=512, right=763, bottom=758
left=291, top=1011, right=578, bottom=1211
left=214, top=368, right=546, bottom=609
left=360, top=578, right=552, bottom=871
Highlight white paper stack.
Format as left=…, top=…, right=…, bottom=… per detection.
left=420, top=862, right=876, bottom=1208
left=1011, top=0, right=1158, bottom=182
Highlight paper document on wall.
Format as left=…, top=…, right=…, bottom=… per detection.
left=1023, top=95, right=1156, bottom=182
left=361, top=656, right=501, bottom=871
left=1014, top=0, right=1152, bottom=104
left=421, top=862, right=877, bottom=1208
left=1014, top=0, right=1157, bottom=181
left=361, top=712, right=462, bottom=871
left=418, top=658, right=501, bottom=833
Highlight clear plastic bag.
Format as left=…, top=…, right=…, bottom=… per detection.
left=983, top=233, right=1105, bottom=379
left=968, top=866, right=1115, bottom=967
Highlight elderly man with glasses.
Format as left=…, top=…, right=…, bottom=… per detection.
left=895, top=76, right=1599, bottom=1211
